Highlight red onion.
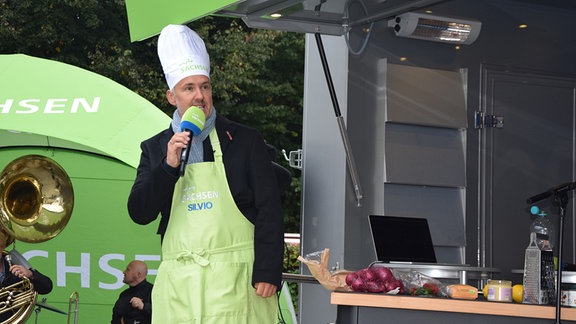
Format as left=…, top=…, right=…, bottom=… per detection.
left=350, top=277, right=366, bottom=292
left=372, top=267, right=394, bottom=283
left=345, top=272, right=358, bottom=286
left=358, top=268, right=376, bottom=281
left=365, top=280, right=386, bottom=293
left=384, top=279, right=403, bottom=292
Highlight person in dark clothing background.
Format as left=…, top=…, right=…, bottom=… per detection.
left=111, top=260, right=153, bottom=324
left=0, top=229, right=53, bottom=322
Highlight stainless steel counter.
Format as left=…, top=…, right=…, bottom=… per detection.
left=512, top=269, right=576, bottom=283
left=370, top=262, right=501, bottom=285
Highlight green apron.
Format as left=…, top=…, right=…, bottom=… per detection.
left=151, top=129, right=278, bottom=324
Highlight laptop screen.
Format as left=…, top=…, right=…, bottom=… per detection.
left=369, top=215, right=437, bottom=263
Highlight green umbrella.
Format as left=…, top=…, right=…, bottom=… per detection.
left=125, top=0, right=239, bottom=41
left=0, top=54, right=170, bottom=168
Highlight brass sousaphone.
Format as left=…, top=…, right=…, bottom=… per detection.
left=0, top=155, right=74, bottom=323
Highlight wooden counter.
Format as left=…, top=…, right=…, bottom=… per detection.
left=331, top=291, right=576, bottom=323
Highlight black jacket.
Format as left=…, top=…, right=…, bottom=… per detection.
left=128, top=114, right=285, bottom=288
left=0, top=256, right=53, bottom=294
left=111, top=280, right=153, bottom=324
left=0, top=255, right=53, bottom=322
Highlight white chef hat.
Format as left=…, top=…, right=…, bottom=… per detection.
left=157, top=24, right=210, bottom=90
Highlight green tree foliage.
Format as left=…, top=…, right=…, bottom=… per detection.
left=283, top=243, right=301, bottom=312
left=189, top=17, right=303, bottom=232
left=0, top=0, right=166, bottom=108
left=0, top=0, right=302, bottom=232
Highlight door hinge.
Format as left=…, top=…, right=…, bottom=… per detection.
left=475, top=111, right=504, bottom=129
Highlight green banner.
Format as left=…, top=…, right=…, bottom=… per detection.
left=0, top=54, right=170, bottom=168
left=125, top=0, right=240, bottom=41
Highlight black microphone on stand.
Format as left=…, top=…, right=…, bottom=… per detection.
left=526, top=182, right=576, bottom=204
left=179, top=106, right=206, bottom=177
left=526, top=181, right=576, bottom=324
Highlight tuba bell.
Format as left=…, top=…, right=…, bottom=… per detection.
left=0, top=155, right=74, bottom=323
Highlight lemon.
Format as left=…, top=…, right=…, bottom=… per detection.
left=482, top=284, right=489, bottom=299
left=512, top=284, right=523, bottom=303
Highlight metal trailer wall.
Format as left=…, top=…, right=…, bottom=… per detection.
left=299, top=0, right=576, bottom=323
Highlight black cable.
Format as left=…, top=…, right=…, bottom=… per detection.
left=277, top=280, right=287, bottom=324
left=277, top=242, right=291, bottom=324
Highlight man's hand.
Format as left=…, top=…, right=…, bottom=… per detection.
left=10, top=265, right=32, bottom=279
left=129, top=297, right=144, bottom=310
left=166, top=132, right=191, bottom=168
left=254, top=282, right=277, bottom=298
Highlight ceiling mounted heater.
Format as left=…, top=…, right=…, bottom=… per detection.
left=388, top=12, right=482, bottom=45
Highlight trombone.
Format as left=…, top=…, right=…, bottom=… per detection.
left=67, top=291, right=79, bottom=324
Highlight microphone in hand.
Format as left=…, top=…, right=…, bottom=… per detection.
left=179, top=106, right=206, bottom=176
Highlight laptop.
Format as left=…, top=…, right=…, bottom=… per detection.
left=368, top=215, right=437, bottom=264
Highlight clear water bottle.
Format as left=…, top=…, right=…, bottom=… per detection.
left=529, top=206, right=555, bottom=251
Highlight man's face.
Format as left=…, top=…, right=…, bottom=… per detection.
left=167, top=75, right=213, bottom=119
left=122, top=262, right=139, bottom=286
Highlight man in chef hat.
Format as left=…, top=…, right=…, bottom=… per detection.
left=127, top=24, right=284, bottom=323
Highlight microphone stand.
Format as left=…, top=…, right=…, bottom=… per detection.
left=552, top=189, right=568, bottom=324
left=34, top=297, right=46, bottom=324
left=527, top=182, right=576, bottom=324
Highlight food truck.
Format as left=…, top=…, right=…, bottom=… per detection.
left=126, top=0, right=576, bottom=322
left=1, top=0, right=575, bottom=322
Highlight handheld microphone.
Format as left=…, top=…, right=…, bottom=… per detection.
left=179, top=106, right=206, bottom=176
